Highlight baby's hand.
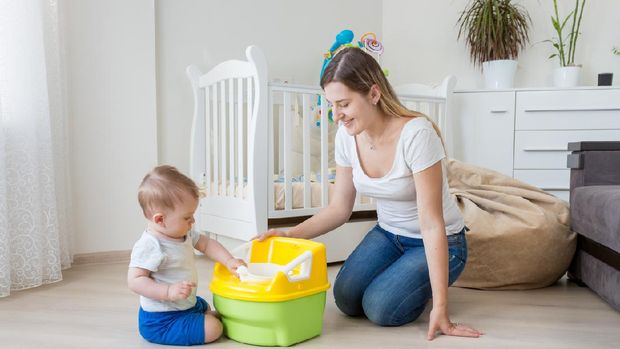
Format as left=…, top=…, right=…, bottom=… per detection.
left=167, top=280, right=195, bottom=301
left=225, top=258, right=247, bottom=277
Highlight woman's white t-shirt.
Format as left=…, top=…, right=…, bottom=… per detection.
left=335, top=117, right=464, bottom=239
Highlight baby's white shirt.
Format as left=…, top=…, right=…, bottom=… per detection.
left=335, top=117, right=465, bottom=238
left=129, top=229, right=202, bottom=312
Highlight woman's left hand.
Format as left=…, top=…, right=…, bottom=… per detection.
left=427, top=306, right=482, bottom=340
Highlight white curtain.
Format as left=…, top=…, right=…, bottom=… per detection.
left=0, top=0, right=72, bottom=297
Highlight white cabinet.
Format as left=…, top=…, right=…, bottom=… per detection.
left=452, top=91, right=515, bottom=177
left=453, top=87, right=620, bottom=202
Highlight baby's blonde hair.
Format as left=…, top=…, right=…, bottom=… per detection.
left=138, top=165, right=199, bottom=218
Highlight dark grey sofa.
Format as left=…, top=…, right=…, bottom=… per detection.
left=567, top=141, right=620, bottom=311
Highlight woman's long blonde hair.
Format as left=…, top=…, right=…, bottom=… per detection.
left=320, top=47, right=446, bottom=152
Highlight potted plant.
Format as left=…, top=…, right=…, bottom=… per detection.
left=547, top=0, right=586, bottom=87
left=457, top=0, right=531, bottom=89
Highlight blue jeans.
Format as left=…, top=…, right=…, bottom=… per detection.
left=333, top=224, right=467, bottom=326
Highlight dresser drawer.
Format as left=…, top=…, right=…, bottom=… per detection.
left=515, top=89, right=620, bottom=130
left=514, top=130, right=620, bottom=169
left=513, top=170, right=570, bottom=203
left=453, top=91, right=515, bottom=177
left=513, top=169, right=570, bottom=190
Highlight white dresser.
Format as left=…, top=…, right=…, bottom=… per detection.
left=452, top=87, right=620, bottom=202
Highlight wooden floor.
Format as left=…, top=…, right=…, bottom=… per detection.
left=1, top=259, right=619, bottom=349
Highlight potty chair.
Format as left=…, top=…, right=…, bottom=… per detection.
left=210, top=237, right=330, bottom=346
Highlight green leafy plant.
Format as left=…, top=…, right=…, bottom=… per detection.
left=547, top=0, right=586, bottom=66
left=614, top=47, right=620, bottom=56
left=457, top=0, right=531, bottom=68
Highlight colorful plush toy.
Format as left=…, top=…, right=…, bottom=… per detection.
left=315, top=30, right=386, bottom=127
left=319, top=30, right=354, bottom=80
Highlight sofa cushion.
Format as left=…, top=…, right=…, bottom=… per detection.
left=571, top=185, right=620, bottom=253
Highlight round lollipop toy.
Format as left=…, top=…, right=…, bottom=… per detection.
left=360, top=32, right=384, bottom=65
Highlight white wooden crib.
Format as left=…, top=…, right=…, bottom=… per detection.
left=187, top=45, right=456, bottom=262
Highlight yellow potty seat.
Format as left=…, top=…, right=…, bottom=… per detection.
left=210, top=237, right=330, bottom=346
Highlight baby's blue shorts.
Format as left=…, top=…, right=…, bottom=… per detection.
left=139, top=296, right=210, bottom=346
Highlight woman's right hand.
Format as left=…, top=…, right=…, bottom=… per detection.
left=253, top=229, right=289, bottom=241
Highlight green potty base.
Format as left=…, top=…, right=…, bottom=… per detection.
left=213, top=292, right=326, bottom=346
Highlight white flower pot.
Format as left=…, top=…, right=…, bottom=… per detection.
left=482, top=60, right=517, bottom=89
left=553, top=66, right=581, bottom=88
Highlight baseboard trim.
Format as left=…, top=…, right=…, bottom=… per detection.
left=73, top=250, right=131, bottom=265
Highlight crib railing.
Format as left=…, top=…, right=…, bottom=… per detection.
left=188, top=46, right=453, bottom=241
left=187, top=45, right=269, bottom=238
left=192, top=72, right=263, bottom=201
left=189, top=61, right=451, bottom=235
left=270, top=84, right=321, bottom=216
left=189, top=79, right=449, bottom=218
left=268, top=83, right=450, bottom=218
left=268, top=83, right=376, bottom=218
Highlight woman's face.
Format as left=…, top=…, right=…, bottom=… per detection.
left=324, top=81, right=378, bottom=136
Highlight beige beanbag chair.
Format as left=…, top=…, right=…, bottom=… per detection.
left=447, top=159, right=576, bottom=290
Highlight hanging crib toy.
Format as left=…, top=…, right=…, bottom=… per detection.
left=315, top=29, right=387, bottom=127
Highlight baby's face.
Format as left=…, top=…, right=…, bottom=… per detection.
left=163, top=193, right=198, bottom=239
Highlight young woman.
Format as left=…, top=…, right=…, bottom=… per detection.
left=257, top=47, right=481, bottom=340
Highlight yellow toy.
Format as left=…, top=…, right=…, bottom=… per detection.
left=210, top=237, right=330, bottom=346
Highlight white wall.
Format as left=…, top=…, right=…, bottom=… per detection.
left=383, top=0, right=620, bottom=89
left=63, top=0, right=380, bottom=254
left=156, top=0, right=382, bottom=173
left=64, top=0, right=619, bottom=254
left=64, top=0, right=157, bottom=254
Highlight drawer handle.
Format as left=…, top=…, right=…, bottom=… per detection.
left=522, top=147, right=568, bottom=152
left=524, top=107, right=620, bottom=112
left=490, top=109, right=508, bottom=113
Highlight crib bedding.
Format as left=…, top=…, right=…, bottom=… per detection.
left=273, top=181, right=334, bottom=210
left=204, top=179, right=370, bottom=210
